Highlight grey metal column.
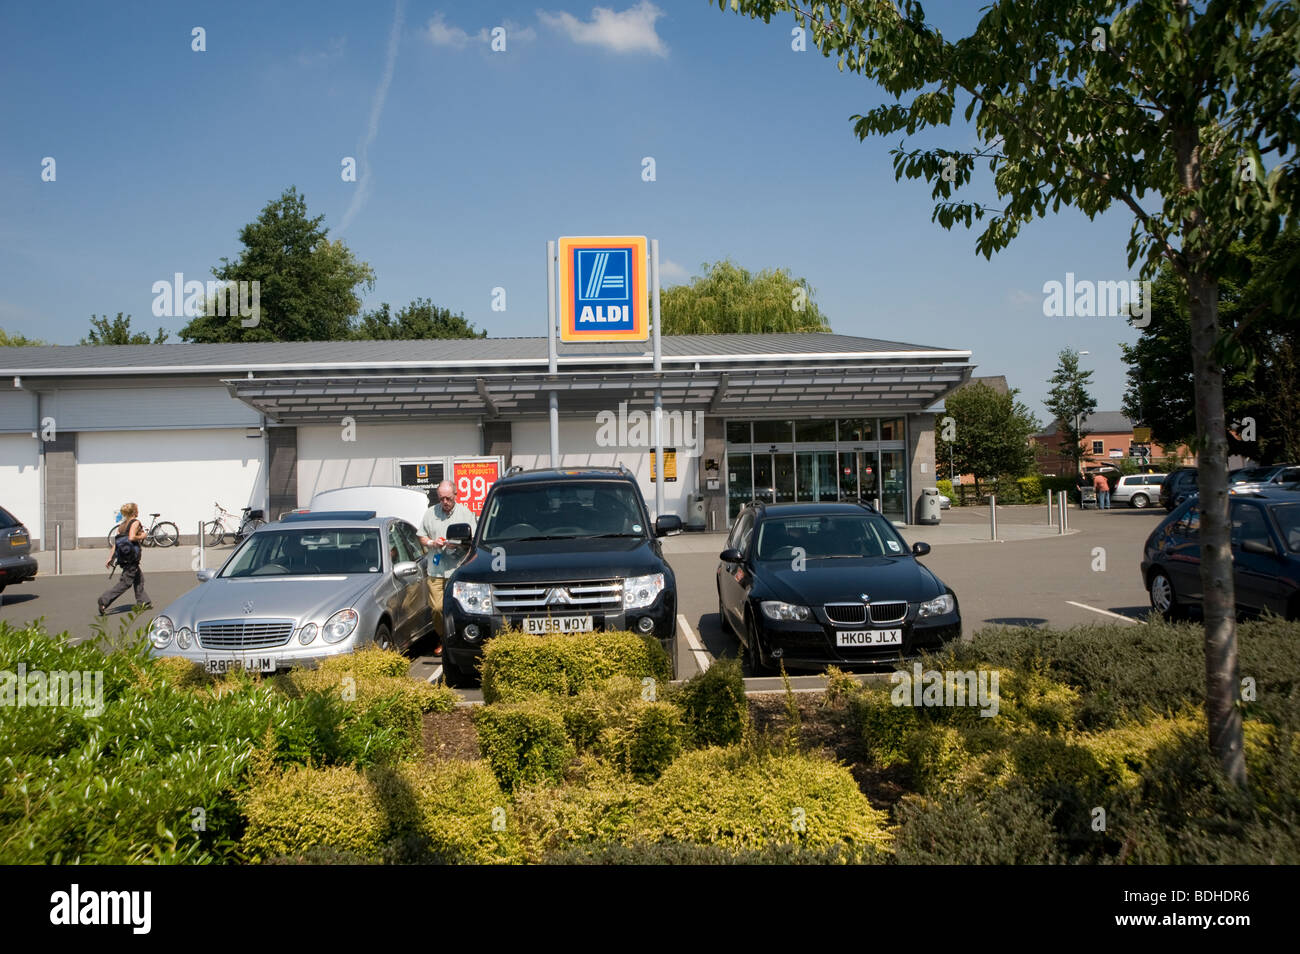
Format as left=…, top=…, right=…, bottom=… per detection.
left=651, top=238, right=663, bottom=518
left=547, top=240, right=559, bottom=466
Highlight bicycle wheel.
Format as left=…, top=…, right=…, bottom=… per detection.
left=237, top=517, right=266, bottom=540
left=204, top=521, right=228, bottom=546
left=107, top=527, right=118, bottom=547
left=151, top=521, right=180, bottom=548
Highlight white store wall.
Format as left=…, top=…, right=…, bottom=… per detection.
left=511, top=416, right=700, bottom=516
left=0, top=434, right=41, bottom=543
left=296, top=420, right=483, bottom=504
left=78, top=429, right=265, bottom=542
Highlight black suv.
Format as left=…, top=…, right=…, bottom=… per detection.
left=439, top=468, right=682, bottom=687
left=1160, top=466, right=1198, bottom=511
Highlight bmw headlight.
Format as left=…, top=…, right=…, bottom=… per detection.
left=452, top=581, right=493, bottom=615
left=297, top=622, right=319, bottom=645
left=149, top=616, right=173, bottom=649
left=918, top=594, right=955, bottom=618
left=623, top=573, right=665, bottom=610
left=322, top=608, right=360, bottom=644
left=176, top=626, right=193, bottom=650
left=761, top=601, right=811, bottom=622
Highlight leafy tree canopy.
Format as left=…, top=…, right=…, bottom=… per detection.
left=81, top=313, right=169, bottom=345
left=942, top=380, right=1041, bottom=492
left=0, top=328, right=45, bottom=346
left=660, top=259, right=830, bottom=335
left=352, top=299, right=486, bottom=341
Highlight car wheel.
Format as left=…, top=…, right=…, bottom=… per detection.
left=1131, top=493, right=1150, bottom=509
left=1148, top=570, right=1184, bottom=620
left=744, top=612, right=773, bottom=677
left=441, top=654, right=476, bottom=689
left=374, top=622, right=395, bottom=651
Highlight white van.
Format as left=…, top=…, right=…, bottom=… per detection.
left=307, top=485, right=432, bottom=528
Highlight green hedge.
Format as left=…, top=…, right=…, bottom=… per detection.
left=667, top=657, right=748, bottom=748
left=480, top=630, right=672, bottom=703
left=473, top=696, right=575, bottom=791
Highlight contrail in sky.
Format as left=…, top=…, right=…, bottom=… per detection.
left=339, top=0, right=404, bottom=234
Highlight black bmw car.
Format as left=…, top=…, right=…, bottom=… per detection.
left=717, top=502, right=961, bottom=674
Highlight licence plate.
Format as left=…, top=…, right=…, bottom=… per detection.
left=524, top=616, right=593, bottom=635
left=9, top=535, right=26, bottom=547
left=204, top=657, right=277, bottom=674
left=836, top=629, right=903, bottom=648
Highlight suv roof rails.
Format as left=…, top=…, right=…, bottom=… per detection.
left=856, top=498, right=879, bottom=513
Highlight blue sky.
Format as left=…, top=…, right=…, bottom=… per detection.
left=0, top=0, right=1153, bottom=423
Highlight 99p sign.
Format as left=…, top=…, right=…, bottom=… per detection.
left=453, top=458, right=501, bottom=517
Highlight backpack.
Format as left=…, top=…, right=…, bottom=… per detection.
left=113, top=520, right=142, bottom=567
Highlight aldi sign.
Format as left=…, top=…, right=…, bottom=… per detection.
left=558, top=235, right=648, bottom=342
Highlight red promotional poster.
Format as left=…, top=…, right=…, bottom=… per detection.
left=453, top=458, right=501, bottom=517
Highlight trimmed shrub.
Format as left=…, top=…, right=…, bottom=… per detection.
left=641, top=746, right=893, bottom=858
left=597, top=701, right=685, bottom=781
left=894, top=787, right=1066, bottom=864
left=241, top=763, right=387, bottom=861
left=479, top=630, right=672, bottom=703
left=513, top=758, right=649, bottom=859
left=1016, top=473, right=1044, bottom=504
left=668, top=657, right=748, bottom=747
left=560, top=676, right=643, bottom=751
left=847, top=686, right=916, bottom=767
left=545, top=840, right=886, bottom=865
left=473, top=697, right=574, bottom=791
left=316, top=647, right=412, bottom=681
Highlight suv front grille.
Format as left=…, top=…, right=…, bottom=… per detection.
left=491, top=581, right=624, bottom=613
left=198, top=619, right=295, bottom=650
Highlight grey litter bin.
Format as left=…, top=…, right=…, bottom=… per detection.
left=915, top=487, right=942, bottom=525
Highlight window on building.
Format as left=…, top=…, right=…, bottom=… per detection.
left=1091, top=440, right=1104, bottom=454
left=725, top=421, right=751, bottom=444
left=752, top=420, right=794, bottom=444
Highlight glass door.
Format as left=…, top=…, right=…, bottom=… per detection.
left=727, top=452, right=753, bottom=522
left=858, top=451, right=880, bottom=507
left=753, top=454, right=774, bottom=503
left=880, top=450, right=906, bottom=518
left=774, top=453, right=795, bottom=503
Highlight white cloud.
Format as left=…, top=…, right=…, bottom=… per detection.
left=340, top=0, right=405, bottom=235
left=477, top=20, right=538, bottom=45
left=659, top=259, right=688, bottom=283
left=426, top=11, right=470, bottom=48
left=538, top=1, right=668, bottom=56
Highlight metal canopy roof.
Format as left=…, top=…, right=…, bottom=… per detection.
left=223, top=361, right=974, bottom=423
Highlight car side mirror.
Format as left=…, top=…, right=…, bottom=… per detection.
left=196, top=568, right=217, bottom=583
left=446, top=522, right=473, bottom=547
left=655, top=515, right=683, bottom=537
left=912, top=542, right=931, bottom=556
left=1241, top=538, right=1276, bottom=556
left=719, top=547, right=743, bottom=563
left=394, top=561, right=421, bottom=579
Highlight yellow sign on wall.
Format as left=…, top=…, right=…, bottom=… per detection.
left=650, top=448, right=677, bottom=482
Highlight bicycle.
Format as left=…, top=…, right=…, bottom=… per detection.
left=204, top=502, right=266, bottom=545
left=106, top=511, right=180, bottom=548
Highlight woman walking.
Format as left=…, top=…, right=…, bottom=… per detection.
left=98, top=502, right=152, bottom=614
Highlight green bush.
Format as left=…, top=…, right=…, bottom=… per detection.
left=847, top=687, right=916, bottom=767
left=597, top=701, right=685, bottom=781
left=641, top=746, right=893, bottom=858
left=668, top=657, right=748, bottom=747
left=480, top=630, right=672, bottom=703
left=893, top=787, right=1066, bottom=864
left=473, top=697, right=574, bottom=791
left=513, top=758, right=649, bottom=859
left=240, top=760, right=523, bottom=864
left=545, top=839, right=886, bottom=865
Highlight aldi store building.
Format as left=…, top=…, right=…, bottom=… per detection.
left=0, top=332, right=973, bottom=548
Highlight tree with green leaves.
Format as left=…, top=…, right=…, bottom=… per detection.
left=352, top=298, right=486, bottom=341
left=1044, top=349, right=1099, bottom=475
left=180, top=187, right=375, bottom=343
left=81, top=313, right=169, bottom=345
left=712, top=0, right=1300, bottom=785
left=0, top=329, right=45, bottom=346
left=660, top=259, right=830, bottom=335
left=943, top=380, right=1041, bottom=494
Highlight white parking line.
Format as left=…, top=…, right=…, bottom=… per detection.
left=1065, top=600, right=1143, bottom=624
left=426, top=665, right=443, bottom=684
left=678, top=614, right=712, bottom=673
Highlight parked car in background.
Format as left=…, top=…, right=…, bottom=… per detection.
left=0, top=505, right=38, bottom=596
left=307, top=485, right=432, bottom=528
left=1229, top=463, right=1300, bottom=494
left=442, top=467, right=681, bottom=688
left=717, top=501, right=960, bottom=675
left=1141, top=489, right=1300, bottom=620
left=1159, top=466, right=1199, bottom=511
left=148, top=511, right=436, bottom=673
left=1111, top=473, right=1166, bottom=509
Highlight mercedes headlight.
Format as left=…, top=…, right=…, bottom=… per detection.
left=322, top=608, right=360, bottom=644
left=297, top=622, right=319, bottom=645
left=149, top=616, right=174, bottom=649
left=452, top=581, right=493, bottom=615
left=175, top=626, right=194, bottom=650
left=761, top=601, right=811, bottom=621
left=918, top=594, right=955, bottom=618
left=623, top=573, right=665, bottom=610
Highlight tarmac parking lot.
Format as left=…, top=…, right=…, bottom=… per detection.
left=1, top=503, right=1169, bottom=692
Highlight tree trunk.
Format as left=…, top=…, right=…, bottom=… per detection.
left=1186, top=268, right=1247, bottom=786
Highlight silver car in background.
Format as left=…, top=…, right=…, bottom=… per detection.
left=1111, top=473, right=1166, bottom=509
left=148, top=512, right=435, bottom=673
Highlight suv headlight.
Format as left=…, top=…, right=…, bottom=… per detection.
left=322, top=608, right=360, bottom=644
left=149, top=616, right=173, bottom=649
left=761, top=601, right=811, bottom=621
left=918, top=594, right=955, bottom=618
left=623, top=573, right=665, bottom=610
left=452, top=581, right=493, bottom=615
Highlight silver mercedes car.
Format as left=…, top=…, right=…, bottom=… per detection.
left=148, top=511, right=435, bottom=674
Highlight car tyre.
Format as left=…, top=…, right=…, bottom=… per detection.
left=374, top=622, right=395, bottom=652
left=1148, top=570, right=1184, bottom=620
left=1131, top=493, right=1150, bottom=509
left=441, top=653, right=476, bottom=689
left=745, top=612, right=774, bottom=677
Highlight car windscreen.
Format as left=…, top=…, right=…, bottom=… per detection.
left=479, top=483, right=646, bottom=543
left=1233, top=466, right=1278, bottom=483
left=754, top=514, right=907, bottom=560
left=220, top=528, right=383, bottom=577
left=1269, top=503, right=1300, bottom=553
